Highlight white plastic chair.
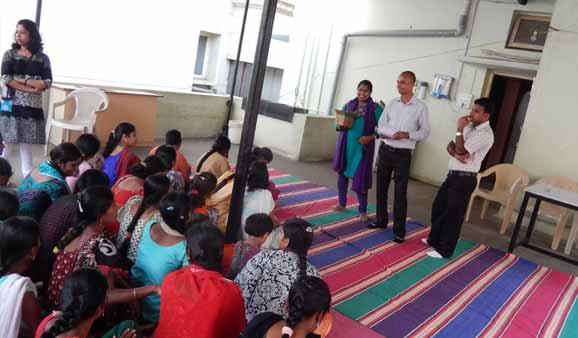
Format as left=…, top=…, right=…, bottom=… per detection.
left=45, top=87, right=109, bottom=155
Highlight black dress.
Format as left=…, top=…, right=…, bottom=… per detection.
left=0, top=49, right=52, bottom=144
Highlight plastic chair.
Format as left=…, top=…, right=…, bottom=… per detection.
left=45, top=87, right=109, bottom=155
left=527, top=176, right=578, bottom=251
left=465, top=164, right=530, bottom=234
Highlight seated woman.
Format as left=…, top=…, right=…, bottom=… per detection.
left=190, top=172, right=217, bottom=217
left=252, top=147, right=280, bottom=201
left=235, top=218, right=320, bottom=321
left=195, top=135, right=231, bottom=179
left=241, top=276, right=332, bottom=338
left=241, top=162, right=276, bottom=239
left=226, top=213, right=273, bottom=280
left=131, top=192, right=191, bottom=323
left=36, top=268, right=139, bottom=338
left=0, top=189, right=19, bottom=220
left=66, top=134, right=103, bottom=191
left=32, top=170, right=109, bottom=286
left=117, top=174, right=170, bottom=264
left=18, top=142, right=82, bottom=218
left=0, top=217, right=41, bottom=338
left=154, top=222, right=245, bottom=338
left=154, top=145, right=185, bottom=192
left=102, top=122, right=140, bottom=187
left=205, top=170, right=235, bottom=234
left=111, top=155, right=166, bottom=208
left=47, top=186, right=157, bottom=309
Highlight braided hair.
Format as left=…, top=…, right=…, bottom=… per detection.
left=159, top=192, right=191, bottom=236
left=185, top=221, right=224, bottom=273
left=196, top=134, right=231, bottom=173
left=190, top=172, right=217, bottom=210
left=102, top=122, right=136, bottom=158
left=282, top=276, right=331, bottom=338
left=0, top=216, right=39, bottom=276
left=282, top=218, right=314, bottom=278
left=52, top=187, right=114, bottom=255
left=247, top=161, right=269, bottom=192
left=41, top=268, right=108, bottom=338
left=119, top=174, right=170, bottom=256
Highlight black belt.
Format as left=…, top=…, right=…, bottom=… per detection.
left=381, top=143, right=412, bottom=153
left=448, top=170, right=477, bottom=177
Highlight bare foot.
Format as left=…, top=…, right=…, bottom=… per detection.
left=359, top=213, right=368, bottom=222
left=332, top=205, right=346, bottom=212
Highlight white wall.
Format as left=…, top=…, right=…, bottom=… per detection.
left=514, top=0, right=578, bottom=182
left=284, top=0, right=558, bottom=184
left=0, top=0, right=36, bottom=53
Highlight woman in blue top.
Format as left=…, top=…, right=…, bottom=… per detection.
left=333, top=80, right=383, bottom=222
left=130, top=191, right=191, bottom=323
left=17, top=143, right=81, bottom=219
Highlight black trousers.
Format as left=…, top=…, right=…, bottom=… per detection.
left=376, top=143, right=412, bottom=238
left=428, top=173, right=477, bottom=258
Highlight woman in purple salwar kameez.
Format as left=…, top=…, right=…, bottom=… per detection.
left=332, top=80, right=383, bottom=222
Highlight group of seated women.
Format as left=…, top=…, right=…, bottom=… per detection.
left=0, top=123, right=331, bottom=338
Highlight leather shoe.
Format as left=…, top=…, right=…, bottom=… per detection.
left=368, top=222, right=387, bottom=229
left=393, top=236, right=405, bottom=244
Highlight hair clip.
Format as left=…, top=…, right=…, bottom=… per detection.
left=77, top=199, right=84, bottom=213
left=306, top=226, right=314, bottom=233
left=52, top=247, right=60, bottom=254
left=141, top=162, right=147, bottom=168
left=190, top=189, right=200, bottom=195
left=110, top=130, right=115, bottom=136
left=166, top=206, right=175, bottom=211
left=281, top=327, right=294, bottom=337
left=198, top=175, right=208, bottom=181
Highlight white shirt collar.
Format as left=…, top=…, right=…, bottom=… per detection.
left=396, top=95, right=417, bottom=105
left=473, top=121, right=491, bottom=130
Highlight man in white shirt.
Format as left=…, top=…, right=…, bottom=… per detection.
left=371, top=71, right=430, bottom=244
left=424, top=97, right=495, bottom=258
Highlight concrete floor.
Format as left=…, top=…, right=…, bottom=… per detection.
left=11, top=139, right=578, bottom=275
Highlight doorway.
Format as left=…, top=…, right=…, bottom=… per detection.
left=482, top=72, right=533, bottom=170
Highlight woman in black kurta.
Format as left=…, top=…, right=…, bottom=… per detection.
left=0, top=19, right=52, bottom=177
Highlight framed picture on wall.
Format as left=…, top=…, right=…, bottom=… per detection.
left=506, top=11, right=552, bottom=52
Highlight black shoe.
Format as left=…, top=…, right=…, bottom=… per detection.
left=368, top=222, right=387, bottom=229
left=393, top=236, right=405, bottom=244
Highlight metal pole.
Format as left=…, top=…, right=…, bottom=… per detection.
left=35, top=0, right=43, bottom=28
left=223, top=0, right=251, bottom=135
left=226, top=0, right=278, bottom=243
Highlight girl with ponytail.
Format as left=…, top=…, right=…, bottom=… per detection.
left=46, top=186, right=119, bottom=308
left=36, top=268, right=139, bottom=338
left=241, top=276, right=332, bottom=338
left=102, top=122, right=140, bottom=187
left=46, top=186, right=161, bottom=313
left=117, top=174, right=170, bottom=263
left=130, top=192, right=190, bottom=323
left=111, top=155, right=166, bottom=208
left=195, top=134, right=231, bottom=179
left=235, top=218, right=320, bottom=322
left=189, top=171, right=217, bottom=216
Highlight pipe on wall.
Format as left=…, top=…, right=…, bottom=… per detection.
left=327, top=0, right=473, bottom=112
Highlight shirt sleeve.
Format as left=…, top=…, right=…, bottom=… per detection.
left=377, top=102, right=397, bottom=138
left=409, top=102, right=431, bottom=141
left=464, top=129, right=493, bottom=156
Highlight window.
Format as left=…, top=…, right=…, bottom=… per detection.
left=194, top=35, right=209, bottom=77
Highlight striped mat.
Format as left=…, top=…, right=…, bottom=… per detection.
left=270, top=170, right=578, bottom=338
